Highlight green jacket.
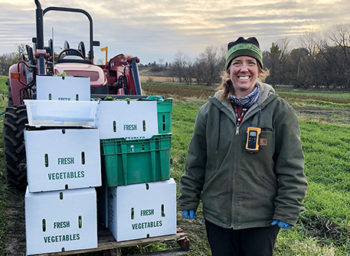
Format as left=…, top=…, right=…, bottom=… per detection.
left=179, top=82, right=307, bottom=229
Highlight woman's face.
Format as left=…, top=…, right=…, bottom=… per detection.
left=227, top=56, right=261, bottom=98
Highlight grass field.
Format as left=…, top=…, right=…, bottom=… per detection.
left=144, top=81, right=350, bottom=256
left=0, top=76, right=349, bottom=255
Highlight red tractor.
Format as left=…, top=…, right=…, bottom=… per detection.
left=4, top=0, right=143, bottom=190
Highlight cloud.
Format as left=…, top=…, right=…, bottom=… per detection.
left=0, top=0, right=349, bottom=63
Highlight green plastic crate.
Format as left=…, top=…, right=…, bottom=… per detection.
left=146, top=96, right=173, bottom=134
left=101, top=134, right=171, bottom=187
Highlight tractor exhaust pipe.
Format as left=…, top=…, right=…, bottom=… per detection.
left=35, top=0, right=45, bottom=75
left=130, top=57, right=142, bottom=95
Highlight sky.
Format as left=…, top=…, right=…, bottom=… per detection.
left=0, top=0, right=349, bottom=64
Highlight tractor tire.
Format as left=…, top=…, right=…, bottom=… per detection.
left=3, top=105, right=28, bottom=191
left=6, top=79, right=13, bottom=106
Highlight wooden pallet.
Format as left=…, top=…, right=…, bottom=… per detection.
left=31, top=228, right=189, bottom=256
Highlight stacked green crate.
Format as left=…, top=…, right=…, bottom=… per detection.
left=147, top=96, right=173, bottom=134
left=100, top=97, right=173, bottom=187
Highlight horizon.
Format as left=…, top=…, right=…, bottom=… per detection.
left=0, top=0, right=349, bottom=64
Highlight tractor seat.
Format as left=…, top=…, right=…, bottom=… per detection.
left=56, top=56, right=92, bottom=64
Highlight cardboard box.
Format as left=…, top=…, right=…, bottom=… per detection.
left=25, top=100, right=98, bottom=128
left=25, top=187, right=97, bottom=255
left=97, top=100, right=158, bottom=140
left=25, top=128, right=101, bottom=192
left=108, top=178, right=176, bottom=242
left=36, top=76, right=90, bottom=101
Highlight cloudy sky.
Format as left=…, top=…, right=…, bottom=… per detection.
left=0, top=0, right=349, bottom=64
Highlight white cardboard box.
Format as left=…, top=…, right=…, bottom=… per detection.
left=25, top=128, right=101, bottom=192
left=36, top=76, right=90, bottom=101
left=25, top=100, right=98, bottom=128
left=97, top=100, right=158, bottom=139
left=25, top=187, right=97, bottom=255
left=108, top=178, right=176, bottom=242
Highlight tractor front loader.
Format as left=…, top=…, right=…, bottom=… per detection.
left=4, top=0, right=143, bottom=190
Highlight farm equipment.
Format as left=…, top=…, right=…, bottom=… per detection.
left=3, top=2, right=191, bottom=255
left=4, top=0, right=143, bottom=190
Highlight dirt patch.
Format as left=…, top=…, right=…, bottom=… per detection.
left=299, top=215, right=350, bottom=247
left=298, top=108, right=350, bottom=118
left=142, top=85, right=215, bottom=101
left=140, top=76, right=176, bottom=83
left=4, top=188, right=26, bottom=256
left=278, top=93, right=350, bottom=104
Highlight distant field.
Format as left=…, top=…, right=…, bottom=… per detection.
left=140, top=75, right=176, bottom=83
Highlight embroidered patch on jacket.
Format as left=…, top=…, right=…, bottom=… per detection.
left=259, top=138, right=268, bottom=146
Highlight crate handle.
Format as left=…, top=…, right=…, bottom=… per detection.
left=162, top=115, right=166, bottom=131
left=76, top=94, right=79, bottom=101
left=161, top=204, right=165, bottom=217
left=122, top=144, right=128, bottom=185
left=150, top=141, right=156, bottom=180
left=81, top=152, right=85, bottom=165
left=44, top=154, right=49, bottom=167
left=113, top=121, right=117, bottom=132
left=42, top=219, right=46, bottom=232
left=131, top=208, right=134, bottom=220
left=78, top=216, right=82, bottom=228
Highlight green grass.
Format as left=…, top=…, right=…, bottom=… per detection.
left=167, top=88, right=350, bottom=255
left=0, top=76, right=8, bottom=254
left=0, top=75, right=349, bottom=255
left=171, top=112, right=350, bottom=256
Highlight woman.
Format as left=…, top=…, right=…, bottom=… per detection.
left=178, top=37, right=307, bottom=256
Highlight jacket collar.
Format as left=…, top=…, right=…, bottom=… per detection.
left=209, top=82, right=277, bottom=118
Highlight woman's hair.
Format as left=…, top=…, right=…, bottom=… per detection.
left=216, top=65, right=270, bottom=101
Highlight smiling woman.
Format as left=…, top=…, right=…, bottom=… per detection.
left=178, top=36, right=307, bottom=256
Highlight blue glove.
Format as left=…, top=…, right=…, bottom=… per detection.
left=182, top=210, right=195, bottom=219
left=272, top=220, right=290, bottom=229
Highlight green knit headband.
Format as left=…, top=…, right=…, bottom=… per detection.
left=225, top=43, right=263, bottom=70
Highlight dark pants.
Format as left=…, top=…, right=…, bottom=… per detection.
left=205, top=220, right=280, bottom=256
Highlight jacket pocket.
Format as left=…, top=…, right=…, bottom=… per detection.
left=241, top=129, right=276, bottom=189
left=258, top=130, right=275, bottom=155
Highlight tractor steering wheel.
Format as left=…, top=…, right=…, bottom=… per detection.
left=57, top=48, right=85, bottom=60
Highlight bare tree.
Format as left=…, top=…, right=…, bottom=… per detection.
left=0, top=52, right=19, bottom=75
left=276, top=38, right=290, bottom=83
left=298, top=32, right=324, bottom=88
left=170, top=51, right=192, bottom=84
left=327, top=24, right=350, bottom=88
left=193, top=46, right=224, bottom=86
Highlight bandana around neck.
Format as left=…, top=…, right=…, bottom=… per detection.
left=230, top=86, right=260, bottom=108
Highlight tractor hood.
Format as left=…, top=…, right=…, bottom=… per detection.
left=54, top=63, right=106, bottom=87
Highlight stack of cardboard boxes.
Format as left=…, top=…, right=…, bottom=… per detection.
left=98, top=97, right=176, bottom=242
left=24, top=76, right=176, bottom=254
left=24, top=76, right=101, bottom=255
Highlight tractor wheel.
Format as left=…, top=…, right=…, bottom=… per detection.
left=3, top=105, right=28, bottom=191
left=6, top=79, right=13, bottom=106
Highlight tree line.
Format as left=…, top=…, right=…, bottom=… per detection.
left=144, top=24, right=350, bottom=90
left=2, top=24, right=350, bottom=90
